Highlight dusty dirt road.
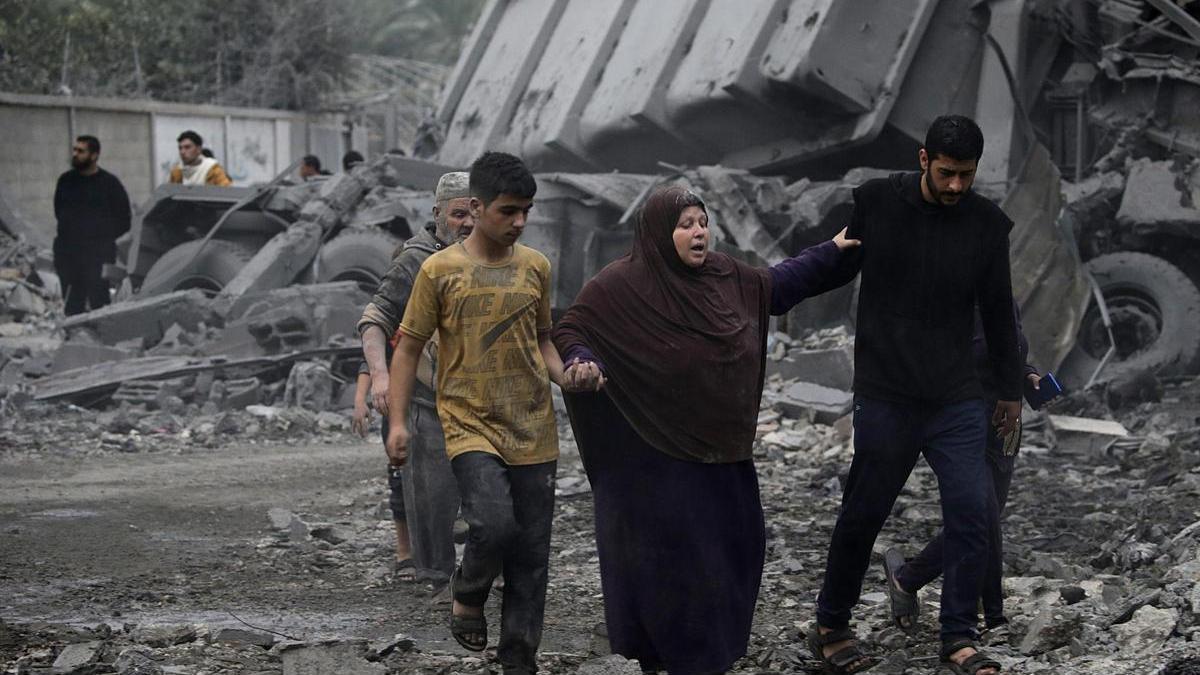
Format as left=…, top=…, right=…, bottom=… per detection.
left=0, top=437, right=600, bottom=656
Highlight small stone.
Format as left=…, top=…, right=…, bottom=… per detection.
left=1060, top=585, right=1086, bottom=605
left=310, top=524, right=353, bottom=546
left=268, top=508, right=295, bottom=531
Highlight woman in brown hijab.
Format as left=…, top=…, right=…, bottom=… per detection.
left=554, top=185, right=860, bottom=674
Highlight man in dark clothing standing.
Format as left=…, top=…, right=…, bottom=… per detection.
left=53, top=135, right=131, bottom=315
left=808, top=115, right=1019, bottom=675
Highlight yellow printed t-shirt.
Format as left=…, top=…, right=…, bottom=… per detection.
left=399, top=243, right=559, bottom=465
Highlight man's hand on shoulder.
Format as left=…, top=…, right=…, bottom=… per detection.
left=833, top=227, right=862, bottom=251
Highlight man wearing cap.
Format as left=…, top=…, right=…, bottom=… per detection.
left=357, top=172, right=474, bottom=589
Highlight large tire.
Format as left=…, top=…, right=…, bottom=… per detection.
left=139, top=239, right=254, bottom=297
left=315, top=230, right=403, bottom=292
left=1061, top=252, right=1200, bottom=384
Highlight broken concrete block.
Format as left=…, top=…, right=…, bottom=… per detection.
left=777, top=382, right=853, bottom=425
left=317, top=173, right=366, bottom=212
left=209, top=377, right=261, bottom=410
left=767, top=346, right=853, bottom=390
left=297, top=200, right=341, bottom=230
left=52, top=343, right=135, bottom=374
left=1112, top=605, right=1178, bottom=655
left=3, top=281, right=47, bottom=317
left=1048, top=415, right=1130, bottom=454
left=268, top=508, right=295, bottom=531
left=284, top=361, right=334, bottom=410
left=51, top=640, right=103, bottom=673
left=62, top=289, right=212, bottom=347
left=280, top=640, right=385, bottom=675
left=214, top=222, right=324, bottom=311
left=114, top=646, right=162, bottom=675
left=212, top=627, right=275, bottom=649
left=130, top=624, right=197, bottom=647
left=1019, top=606, right=1084, bottom=655
left=1117, top=159, right=1200, bottom=228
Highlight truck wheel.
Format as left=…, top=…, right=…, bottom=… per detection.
left=316, top=230, right=403, bottom=292
left=1066, top=252, right=1200, bottom=383
left=139, top=239, right=254, bottom=297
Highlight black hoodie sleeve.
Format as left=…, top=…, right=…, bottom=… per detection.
left=976, top=216, right=1022, bottom=401
left=109, top=174, right=132, bottom=239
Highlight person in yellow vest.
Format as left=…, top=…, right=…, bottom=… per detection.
left=168, top=130, right=232, bottom=186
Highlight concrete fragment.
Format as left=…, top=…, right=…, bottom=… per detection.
left=268, top=508, right=295, bottom=531
left=214, top=222, right=323, bottom=311
left=212, top=627, right=276, bottom=648
left=297, top=200, right=341, bottom=230
left=1116, top=159, right=1200, bottom=228
left=114, top=646, right=163, bottom=675
left=767, top=346, right=854, bottom=390
left=52, top=343, right=135, bottom=374
left=209, top=377, right=261, bottom=410
left=130, top=624, right=197, bottom=647
left=1048, top=415, right=1130, bottom=454
left=310, top=523, right=353, bottom=546
left=209, top=282, right=368, bottom=356
left=315, top=410, right=349, bottom=432
left=284, top=361, right=334, bottom=410
left=575, top=654, right=644, bottom=675
left=1112, top=605, right=1177, bottom=654
left=280, top=640, right=385, bottom=675
left=51, top=640, right=103, bottom=673
left=317, top=173, right=366, bottom=212
left=1019, top=606, right=1084, bottom=655
left=62, top=289, right=212, bottom=347
left=777, top=382, right=853, bottom=425
left=2, top=281, right=47, bottom=317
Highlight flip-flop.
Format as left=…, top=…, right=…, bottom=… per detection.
left=883, top=548, right=919, bottom=633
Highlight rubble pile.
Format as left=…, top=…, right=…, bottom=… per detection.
left=0, top=231, right=57, bottom=337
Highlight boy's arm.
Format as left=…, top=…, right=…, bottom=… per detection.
left=385, top=334, right=426, bottom=466
left=351, top=372, right=371, bottom=438
left=541, top=333, right=605, bottom=392
left=539, top=333, right=566, bottom=387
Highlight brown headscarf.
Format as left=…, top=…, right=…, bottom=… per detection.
left=554, top=185, right=772, bottom=463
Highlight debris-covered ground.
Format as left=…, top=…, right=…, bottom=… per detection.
left=4, top=330, right=1200, bottom=675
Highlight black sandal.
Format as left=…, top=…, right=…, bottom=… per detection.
left=940, top=638, right=1001, bottom=675
left=448, top=569, right=486, bottom=652
left=393, top=558, right=417, bottom=583
left=882, top=548, right=919, bottom=633
left=450, top=612, right=487, bottom=652
left=806, top=627, right=878, bottom=674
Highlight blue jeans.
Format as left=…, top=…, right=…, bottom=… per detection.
left=816, top=396, right=990, bottom=641
left=897, top=412, right=1019, bottom=626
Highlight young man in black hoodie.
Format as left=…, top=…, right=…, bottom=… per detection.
left=808, top=115, right=1019, bottom=675
left=53, top=135, right=132, bottom=315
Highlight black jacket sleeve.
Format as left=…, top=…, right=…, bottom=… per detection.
left=109, top=174, right=132, bottom=239
left=976, top=219, right=1022, bottom=401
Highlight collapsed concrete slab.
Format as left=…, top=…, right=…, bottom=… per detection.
left=51, top=343, right=137, bottom=373
left=61, top=289, right=213, bottom=347
left=205, top=282, right=369, bottom=358
left=775, top=381, right=854, bottom=425
left=279, top=639, right=385, bottom=675
left=1117, top=159, right=1200, bottom=230
left=1049, top=414, right=1131, bottom=454
left=767, top=346, right=854, bottom=391
left=212, top=222, right=324, bottom=316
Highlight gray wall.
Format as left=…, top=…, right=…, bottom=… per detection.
left=0, top=92, right=351, bottom=247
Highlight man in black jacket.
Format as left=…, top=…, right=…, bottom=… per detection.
left=53, top=135, right=131, bottom=315
left=808, top=116, right=1018, bottom=675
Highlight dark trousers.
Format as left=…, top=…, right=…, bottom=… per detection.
left=452, top=452, right=556, bottom=673
left=816, top=396, right=990, bottom=641
left=53, top=242, right=112, bottom=316
left=382, top=414, right=406, bottom=521
left=403, top=403, right=460, bottom=582
left=897, top=417, right=1020, bottom=625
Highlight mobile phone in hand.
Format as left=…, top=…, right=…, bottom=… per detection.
left=1024, top=372, right=1064, bottom=410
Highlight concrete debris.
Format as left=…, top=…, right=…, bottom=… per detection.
left=211, top=627, right=276, bottom=649
left=1116, top=159, right=1200, bottom=229
left=129, top=625, right=197, bottom=648
left=50, top=640, right=103, bottom=673
left=279, top=640, right=386, bottom=675
left=1048, top=415, right=1131, bottom=454
left=774, top=381, right=853, bottom=426
left=1111, top=606, right=1178, bottom=654
left=283, top=361, right=334, bottom=410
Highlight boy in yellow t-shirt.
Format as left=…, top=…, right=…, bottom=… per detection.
left=386, top=152, right=602, bottom=672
